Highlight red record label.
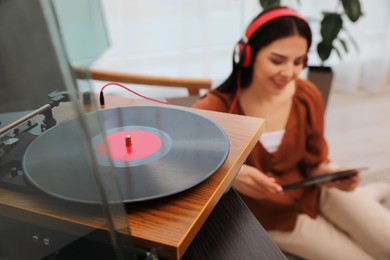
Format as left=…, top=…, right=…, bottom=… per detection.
left=96, top=130, right=161, bottom=161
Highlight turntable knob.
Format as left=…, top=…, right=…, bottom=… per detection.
left=10, top=167, right=18, bottom=177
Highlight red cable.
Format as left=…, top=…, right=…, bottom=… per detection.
left=100, top=82, right=170, bottom=106
left=228, top=70, right=241, bottom=114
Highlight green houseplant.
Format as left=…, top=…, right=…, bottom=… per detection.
left=259, top=0, right=363, bottom=65
left=258, top=0, right=363, bottom=104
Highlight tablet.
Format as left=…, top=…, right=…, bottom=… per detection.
left=282, top=168, right=367, bottom=191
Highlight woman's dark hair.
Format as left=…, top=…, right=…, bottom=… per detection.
left=216, top=7, right=312, bottom=93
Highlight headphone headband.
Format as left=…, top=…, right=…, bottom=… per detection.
left=244, top=8, right=307, bottom=42
left=234, top=8, right=309, bottom=68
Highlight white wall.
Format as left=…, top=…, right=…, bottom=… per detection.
left=93, top=0, right=390, bottom=97
left=91, top=0, right=251, bottom=98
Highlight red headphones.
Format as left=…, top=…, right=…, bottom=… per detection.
left=233, top=8, right=308, bottom=68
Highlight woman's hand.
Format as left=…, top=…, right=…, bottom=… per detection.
left=324, top=172, right=361, bottom=191
left=309, top=162, right=362, bottom=192
left=232, top=164, right=283, bottom=199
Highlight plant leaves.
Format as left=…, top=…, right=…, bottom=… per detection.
left=259, top=0, right=281, bottom=8
left=317, top=41, right=333, bottom=63
left=341, top=0, right=363, bottom=22
left=338, top=38, right=348, bottom=53
left=333, top=46, right=342, bottom=59
left=320, top=13, right=343, bottom=44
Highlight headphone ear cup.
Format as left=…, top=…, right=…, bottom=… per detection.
left=241, top=44, right=252, bottom=68
left=234, top=42, right=252, bottom=68
left=234, top=42, right=244, bottom=66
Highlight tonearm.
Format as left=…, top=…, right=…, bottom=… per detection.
left=0, top=90, right=71, bottom=138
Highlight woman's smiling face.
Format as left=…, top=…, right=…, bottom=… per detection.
left=251, top=34, right=308, bottom=94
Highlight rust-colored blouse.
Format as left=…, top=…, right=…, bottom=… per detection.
left=193, top=78, right=329, bottom=231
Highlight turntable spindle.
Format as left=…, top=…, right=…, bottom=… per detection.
left=125, top=135, right=132, bottom=147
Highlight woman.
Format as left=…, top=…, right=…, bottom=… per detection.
left=193, top=7, right=390, bottom=260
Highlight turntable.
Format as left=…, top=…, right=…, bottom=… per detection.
left=0, top=94, right=265, bottom=259
left=20, top=105, right=229, bottom=204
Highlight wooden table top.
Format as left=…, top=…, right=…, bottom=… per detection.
left=0, top=95, right=265, bottom=259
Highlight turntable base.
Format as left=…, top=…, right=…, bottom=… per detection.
left=0, top=96, right=266, bottom=259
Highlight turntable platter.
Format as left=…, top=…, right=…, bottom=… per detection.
left=22, top=106, right=229, bottom=203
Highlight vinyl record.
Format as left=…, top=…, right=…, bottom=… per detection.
left=22, top=106, right=229, bottom=203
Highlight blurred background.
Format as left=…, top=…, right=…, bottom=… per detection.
left=84, top=0, right=390, bottom=97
